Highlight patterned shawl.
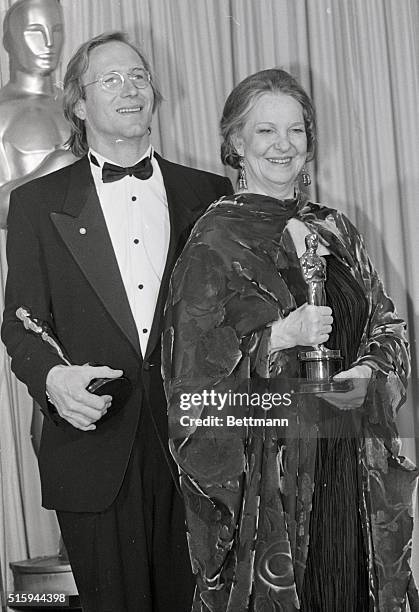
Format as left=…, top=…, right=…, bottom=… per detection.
left=162, top=193, right=418, bottom=612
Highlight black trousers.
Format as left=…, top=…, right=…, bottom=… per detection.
left=57, top=406, right=195, bottom=612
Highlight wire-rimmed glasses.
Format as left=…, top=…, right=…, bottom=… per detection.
left=84, top=67, right=151, bottom=92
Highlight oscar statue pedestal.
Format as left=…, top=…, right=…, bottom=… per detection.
left=9, top=556, right=80, bottom=611
left=298, top=347, right=350, bottom=392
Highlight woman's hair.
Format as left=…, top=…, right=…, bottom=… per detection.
left=220, top=68, right=316, bottom=169
left=63, top=31, right=163, bottom=157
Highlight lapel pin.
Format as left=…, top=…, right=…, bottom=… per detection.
left=79, top=227, right=87, bottom=235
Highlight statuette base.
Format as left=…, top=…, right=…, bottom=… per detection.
left=298, top=347, right=351, bottom=393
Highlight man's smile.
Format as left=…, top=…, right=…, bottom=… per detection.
left=116, top=106, right=143, bottom=114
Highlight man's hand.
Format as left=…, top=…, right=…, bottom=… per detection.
left=320, top=364, right=372, bottom=411
left=46, top=364, right=123, bottom=431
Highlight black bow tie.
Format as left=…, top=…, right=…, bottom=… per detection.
left=101, top=156, right=153, bottom=183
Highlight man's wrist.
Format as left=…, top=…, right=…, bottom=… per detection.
left=46, top=364, right=67, bottom=405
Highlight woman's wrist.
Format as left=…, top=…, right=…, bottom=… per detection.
left=269, top=318, right=293, bottom=352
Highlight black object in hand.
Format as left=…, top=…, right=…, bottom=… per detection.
left=86, top=370, right=132, bottom=423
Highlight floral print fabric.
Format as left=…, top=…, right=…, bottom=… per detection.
left=162, top=193, right=418, bottom=611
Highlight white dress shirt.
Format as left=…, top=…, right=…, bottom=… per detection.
left=89, top=146, right=170, bottom=356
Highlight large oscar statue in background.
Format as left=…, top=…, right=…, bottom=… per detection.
left=0, top=0, right=75, bottom=228
left=0, top=0, right=77, bottom=602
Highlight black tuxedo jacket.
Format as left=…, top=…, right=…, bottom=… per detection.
left=2, top=154, right=233, bottom=512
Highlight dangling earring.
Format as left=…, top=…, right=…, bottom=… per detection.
left=238, top=156, right=248, bottom=191
left=300, top=166, right=311, bottom=186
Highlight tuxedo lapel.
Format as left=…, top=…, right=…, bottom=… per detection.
left=50, top=157, right=141, bottom=357
left=144, top=155, right=202, bottom=361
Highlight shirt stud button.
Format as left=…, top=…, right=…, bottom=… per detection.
left=79, top=227, right=87, bottom=235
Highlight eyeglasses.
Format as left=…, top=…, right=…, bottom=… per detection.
left=84, top=67, right=151, bottom=92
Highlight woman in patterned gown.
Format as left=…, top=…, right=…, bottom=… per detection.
left=162, top=68, right=418, bottom=612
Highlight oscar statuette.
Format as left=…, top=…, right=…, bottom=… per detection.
left=16, top=306, right=132, bottom=424
left=298, top=234, right=348, bottom=392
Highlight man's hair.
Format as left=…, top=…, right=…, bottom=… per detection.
left=63, top=31, right=163, bottom=157
left=220, top=68, right=316, bottom=169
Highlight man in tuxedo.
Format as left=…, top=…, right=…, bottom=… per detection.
left=2, top=31, right=232, bottom=612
